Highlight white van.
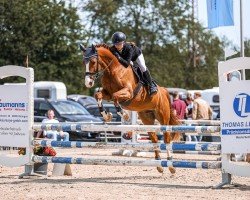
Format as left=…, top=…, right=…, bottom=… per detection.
left=201, top=87, right=220, bottom=114
left=4, top=81, right=67, bottom=101
left=34, top=81, right=67, bottom=100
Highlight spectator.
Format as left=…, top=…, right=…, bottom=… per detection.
left=192, top=92, right=213, bottom=142
left=185, top=93, right=193, bottom=120
left=184, top=93, right=197, bottom=142
left=37, top=109, right=69, bottom=141
left=171, top=91, right=187, bottom=120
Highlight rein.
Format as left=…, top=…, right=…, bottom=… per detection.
left=85, top=57, right=114, bottom=81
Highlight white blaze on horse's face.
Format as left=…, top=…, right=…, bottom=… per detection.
left=85, top=61, right=94, bottom=88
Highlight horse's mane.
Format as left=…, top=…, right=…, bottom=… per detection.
left=95, top=43, right=111, bottom=50
left=94, top=43, right=117, bottom=60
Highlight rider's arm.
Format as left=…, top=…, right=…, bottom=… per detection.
left=117, top=54, right=132, bottom=67
left=110, top=45, right=133, bottom=68
left=118, top=45, right=133, bottom=67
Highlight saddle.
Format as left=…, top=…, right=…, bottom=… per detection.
left=120, top=63, right=157, bottom=106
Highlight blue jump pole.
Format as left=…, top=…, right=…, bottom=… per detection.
left=33, top=156, right=222, bottom=169
left=33, top=124, right=220, bottom=133
left=37, top=140, right=221, bottom=151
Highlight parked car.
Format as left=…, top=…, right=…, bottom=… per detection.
left=84, top=103, right=122, bottom=142
left=67, top=94, right=97, bottom=107
left=68, top=94, right=114, bottom=106
left=34, top=98, right=103, bottom=141
left=85, top=103, right=122, bottom=122
left=68, top=94, right=120, bottom=121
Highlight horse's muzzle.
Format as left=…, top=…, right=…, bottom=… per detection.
left=85, top=75, right=94, bottom=88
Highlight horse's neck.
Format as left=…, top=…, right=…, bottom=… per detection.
left=102, top=59, right=125, bottom=81
left=98, top=49, right=137, bottom=91
left=102, top=62, right=138, bottom=93
left=98, top=50, right=121, bottom=73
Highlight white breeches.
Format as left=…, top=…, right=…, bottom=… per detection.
left=135, top=54, right=147, bottom=72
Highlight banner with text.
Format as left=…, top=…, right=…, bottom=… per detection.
left=0, top=85, right=30, bottom=147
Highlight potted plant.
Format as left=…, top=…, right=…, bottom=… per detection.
left=18, top=145, right=56, bottom=175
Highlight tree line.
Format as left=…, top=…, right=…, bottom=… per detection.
left=0, top=0, right=249, bottom=95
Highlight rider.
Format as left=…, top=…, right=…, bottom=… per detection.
left=110, top=31, right=158, bottom=96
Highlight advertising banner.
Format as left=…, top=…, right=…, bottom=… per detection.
left=0, top=85, right=30, bottom=147
left=219, top=58, right=250, bottom=154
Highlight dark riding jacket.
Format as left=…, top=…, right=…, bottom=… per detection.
left=110, top=43, right=142, bottom=67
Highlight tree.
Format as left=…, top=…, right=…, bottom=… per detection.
left=0, top=0, right=85, bottom=93
left=0, top=0, right=227, bottom=93
left=82, top=0, right=224, bottom=89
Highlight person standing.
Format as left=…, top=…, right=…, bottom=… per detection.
left=171, top=91, right=187, bottom=120
left=192, top=92, right=213, bottom=142
left=184, top=93, right=197, bottom=142
left=185, top=93, right=194, bottom=120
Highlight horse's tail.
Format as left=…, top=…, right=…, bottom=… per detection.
left=165, top=88, right=182, bottom=141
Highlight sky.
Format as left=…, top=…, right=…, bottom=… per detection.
left=198, top=0, right=250, bottom=48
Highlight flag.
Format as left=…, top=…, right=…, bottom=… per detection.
left=224, top=48, right=238, bottom=58
left=207, top=0, right=234, bottom=29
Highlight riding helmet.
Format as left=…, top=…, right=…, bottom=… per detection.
left=111, top=32, right=126, bottom=44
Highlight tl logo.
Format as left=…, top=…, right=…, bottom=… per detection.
left=233, top=93, right=250, bottom=117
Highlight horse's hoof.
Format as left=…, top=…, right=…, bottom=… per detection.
left=123, top=113, right=130, bottom=121
left=169, top=166, right=176, bottom=174
left=95, top=92, right=103, bottom=99
left=157, top=166, right=164, bottom=173
left=104, top=112, right=113, bottom=122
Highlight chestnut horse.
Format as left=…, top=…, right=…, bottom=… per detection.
left=81, top=44, right=181, bottom=174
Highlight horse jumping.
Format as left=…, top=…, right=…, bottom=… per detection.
left=80, top=44, right=181, bottom=174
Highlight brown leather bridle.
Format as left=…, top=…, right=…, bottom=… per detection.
left=85, top=54, right=113, bottom=81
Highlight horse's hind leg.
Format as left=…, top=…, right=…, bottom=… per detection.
left=138, top=111, right=164, bottom=173
left=155, top=111, right=177, bottom=174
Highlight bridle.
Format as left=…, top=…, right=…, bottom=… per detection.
left=84, top=54, right=113, bottom=81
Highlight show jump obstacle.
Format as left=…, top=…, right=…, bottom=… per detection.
left=0, top=58, right=250, bottom=188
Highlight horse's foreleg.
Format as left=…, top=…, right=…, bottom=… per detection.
left=113, top=88, right=133, bottom=121
left=114, top=103, right=130, bottom=121
left=95, top=90, right=113, bottom=122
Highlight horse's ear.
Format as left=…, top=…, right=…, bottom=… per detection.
left=92, top=44, right=96, bottom=52
left=79, top=44, right=86, bottom=52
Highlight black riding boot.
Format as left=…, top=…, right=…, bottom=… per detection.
left=143, top=70, right=158, bottom=95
